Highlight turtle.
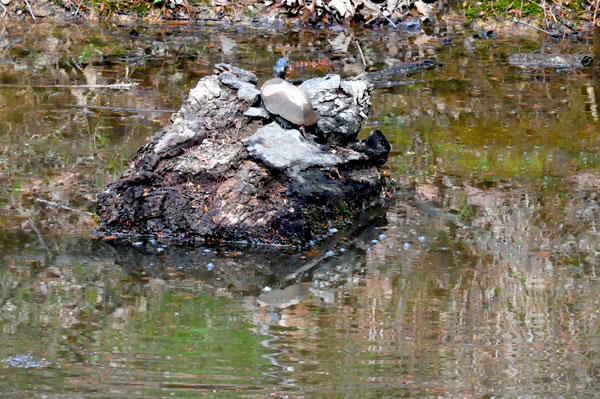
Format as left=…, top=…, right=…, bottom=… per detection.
left=260, top=57, right=320, bottom=127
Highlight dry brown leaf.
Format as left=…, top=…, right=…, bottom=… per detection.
left=327, top=0, right=354, bottom=19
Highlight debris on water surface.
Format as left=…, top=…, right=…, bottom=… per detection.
left=2, top=355, right=52, bottom=369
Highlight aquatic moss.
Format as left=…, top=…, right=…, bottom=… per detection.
left=463, top=0, right=593, bottom=25
left=463, top=0, right=547, bottom=19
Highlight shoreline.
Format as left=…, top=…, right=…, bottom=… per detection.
left=0, top=1, right=595, bottom=38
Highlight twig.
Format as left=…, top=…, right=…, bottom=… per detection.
left=528, top=0, right=578, bottom=32
left=355, top=40, right=366, bottom=73
left=23, top=0, right=36, bottom=21
left=520, top=0, right=523, bottom=20
left=70, top=60, right=84, bottom=73
left=279, top=256, right=324, bottom=285
left=74, top=0, right=83, bottom=18
left=35, top=198, right=94, bottom=216
left=0, top=82, right=139, bottom=89
left=370, top=79, right=427, bottom=89
left=0, top=4, right=6, bottom=21
left=26, top=219, right=49, bottom=250
left=363, top=0, right=397, bottom=27
left=513, top=17, right=559, bottom=37
left=553, top=13, right=578, bottom=32
left=586, top=84, right=598, bottom=122
left=69, top=104, right=175, bottom=113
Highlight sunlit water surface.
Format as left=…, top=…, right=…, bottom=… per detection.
left=0, top=21, right=599, bottom=398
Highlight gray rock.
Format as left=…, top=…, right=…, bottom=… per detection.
left=237, top=83, right=261, bottom=103
left=214, top=63, right=257, bottom=84
left=220, top=72, right=248, bottom=89
left=300, top=74, right=341, bottom=96
left=243, top=122, right=341, bottom=172
left=220, top=72, right=260, bottom=103
left=300, top=74, right=371, bottom=143
left=244, top=106, right=269, bottom=119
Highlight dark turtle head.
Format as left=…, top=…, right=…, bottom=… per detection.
left=582, top=55, right=594, bottom=67
left=273, top=57, right=288, bottom=79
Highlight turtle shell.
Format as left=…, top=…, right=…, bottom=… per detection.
left=260, top=78, right=319, bottom=126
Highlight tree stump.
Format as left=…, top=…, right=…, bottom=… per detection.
left=97, top=63, right=394, bottom=246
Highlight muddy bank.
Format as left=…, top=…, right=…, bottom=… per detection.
left=0, top=0, right=443, bottom=25
left=1, top=0, right=596, bottom=39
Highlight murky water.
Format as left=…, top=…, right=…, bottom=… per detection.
left=1, top=21, right=599, bottom=398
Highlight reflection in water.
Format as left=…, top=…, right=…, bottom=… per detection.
left=0, top=20, right=599, bottom=399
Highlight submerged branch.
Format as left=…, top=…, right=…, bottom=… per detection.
left=69, top=104, right=175, bottom=113
left=370, top=79, right=426, bottom=89
left=513, top=18, right=560, bottom=37
left=36, top=198, right=94, bottom=216
left=0, top=83, right=139, bottom=89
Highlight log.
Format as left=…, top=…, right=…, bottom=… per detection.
left=97, top=64, right=394, bottom=246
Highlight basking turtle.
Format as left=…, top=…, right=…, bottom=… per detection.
left=260, top=58, right=319, bottom=127
left=508, top=53, right=594, bottom=69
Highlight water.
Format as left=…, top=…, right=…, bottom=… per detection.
left=0, top=21, right=599, bottom=398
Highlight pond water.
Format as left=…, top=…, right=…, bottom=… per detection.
left=1, top=20, right=599, bottom=398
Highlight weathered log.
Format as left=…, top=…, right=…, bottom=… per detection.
left=97, top=63, right=394, bottom=246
